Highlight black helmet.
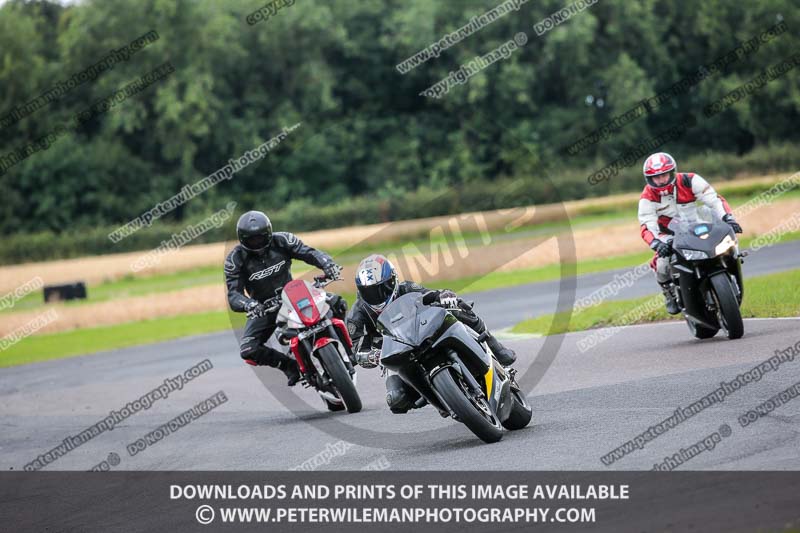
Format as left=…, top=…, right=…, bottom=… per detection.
left=236, top=210, right=273, bottom=254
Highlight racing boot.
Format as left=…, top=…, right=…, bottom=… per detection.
left=385, top=375, right=421, bottom=414
left=244, top=345, right=301, bottom=386
left=453, top=306, right=517, bottom=367
left=486, top=333, right=516, bottom=366
left=660, top=282, right=680, bottom=315
left=276, top=357, right=301, bottom=386
left=265, top=350, right=300, bottom=386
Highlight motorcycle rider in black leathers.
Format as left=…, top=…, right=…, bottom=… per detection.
left=346, top=254, right=517, bottom=413
left=225, top=210, right=343, bottom=386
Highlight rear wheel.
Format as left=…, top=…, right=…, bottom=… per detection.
left=432, top=367, right=503, bottom=443
left=686, top=318, right=719, bottom=339
left=317, top=344, right=362, bottom=413
left=502, top=387, right=532, bottom=430
left=709, top=273, right=744, bottom=340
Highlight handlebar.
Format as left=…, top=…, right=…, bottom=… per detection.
left=259, top=274, right=341, bottom=313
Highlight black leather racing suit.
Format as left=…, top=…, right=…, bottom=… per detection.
left=224, top=232, right=343, bottom=366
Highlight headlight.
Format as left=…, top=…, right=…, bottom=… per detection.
left=680, top=249, right=709, bottom=260
left=714, top=235, right=736, bottom=256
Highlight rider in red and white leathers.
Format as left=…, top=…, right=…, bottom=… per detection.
left=638, top=152, right=743, bottom=314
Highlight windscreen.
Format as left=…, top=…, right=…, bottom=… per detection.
left=377, top=293, right=421, bottom=343
left=668, top=205, right=722, bottom=236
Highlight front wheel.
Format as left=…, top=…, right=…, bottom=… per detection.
left=432, top=367, right=503, bottom=443
left=709, top=273, right=744, bottom=340
left=317, top=344, right=362, bottom=413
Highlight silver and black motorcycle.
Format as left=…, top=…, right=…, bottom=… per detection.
left=667, top=207, right=745, bottom=340
left=376, top=291, right=532, bottom=443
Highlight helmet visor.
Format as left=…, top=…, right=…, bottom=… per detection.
left=359, top=278, right=396, bottom=306
left=242, top=233, right=270, bottom=251
left=646, top=171, right=676, bottom=189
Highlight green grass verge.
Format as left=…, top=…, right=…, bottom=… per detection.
left=0, top=310, right=242, bottom=368
left=512, top=268, right=800, bottom=336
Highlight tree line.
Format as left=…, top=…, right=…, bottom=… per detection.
left=0, top=0, right=798, bottom=262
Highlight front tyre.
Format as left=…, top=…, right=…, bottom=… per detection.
left=686, top=317, right=719, bottom=339
left=317, top=344, right=362, bottom=413
left=323, top=398, right=345, bottom=412
left=502, top=387, right=533, bottom=430
left=709, top=273, right=744, bottom=340
left=432, top=367, right=503, bottom=443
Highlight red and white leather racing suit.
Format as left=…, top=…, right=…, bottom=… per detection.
left=638, top=172, right=733, bottom=283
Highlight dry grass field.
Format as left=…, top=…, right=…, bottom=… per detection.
left=0, top=174, right=788, bottom=296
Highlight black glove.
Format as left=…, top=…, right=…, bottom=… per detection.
left=322, top=261, right=342, bottom=280
left=650, top=238, right=672, bottom=258
left=245, top=301, right=266, bottom=319
left=722, top=214, right=742, bottom=234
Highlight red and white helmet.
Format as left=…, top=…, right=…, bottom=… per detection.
left=642, top=152, right=677, bottom=190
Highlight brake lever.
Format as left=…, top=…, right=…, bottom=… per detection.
left=315, top=275, right=344, bottom=289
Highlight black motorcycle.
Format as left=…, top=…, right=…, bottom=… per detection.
left=667, top=208, right=745, bottom=340
left=376, top=291, right=532, bottom=443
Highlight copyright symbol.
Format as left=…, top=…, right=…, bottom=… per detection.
left=719, top=424, right=732, bottom=437
left=196, top=505, right=215, bottom=525
left=514, top=32, right=528, bottom=46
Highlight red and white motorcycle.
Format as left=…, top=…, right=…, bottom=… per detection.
left=268, top=275, right=362, bottom=413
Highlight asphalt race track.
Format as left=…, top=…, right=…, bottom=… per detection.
left=1, top=240, right=798, bottom=471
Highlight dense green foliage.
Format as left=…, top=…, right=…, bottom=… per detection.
left=1, top=0, right=799, bottom=263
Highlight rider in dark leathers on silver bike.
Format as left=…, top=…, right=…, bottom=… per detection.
left=346, top=254, right=516, bottom=413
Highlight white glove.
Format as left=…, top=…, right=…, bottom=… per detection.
left=439, top=290, right=459, bottom=308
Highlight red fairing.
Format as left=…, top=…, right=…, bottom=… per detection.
left=331, top=318, right=353, bottom=348
left=290, top=337, right=307, bottom=373
left=314, top=337, right=335, bottom=350
left=244, top=359, right=257, bottom=366
left=283, top=279, right=320, bottom=326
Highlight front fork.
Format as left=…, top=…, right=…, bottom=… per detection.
left=430, top=350, right=485, bottom=397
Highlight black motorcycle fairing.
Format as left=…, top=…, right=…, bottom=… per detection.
left=670, top=218, right=734, bottom=260
left=380, top=336, right=414, bottom=365
left=431, top=320, right=491, bottom=377
left=377, top=293, right=447, bottom=347
left=378, top=293, right=494, bottom=413
left=668, top=208, right=744, bottom=331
